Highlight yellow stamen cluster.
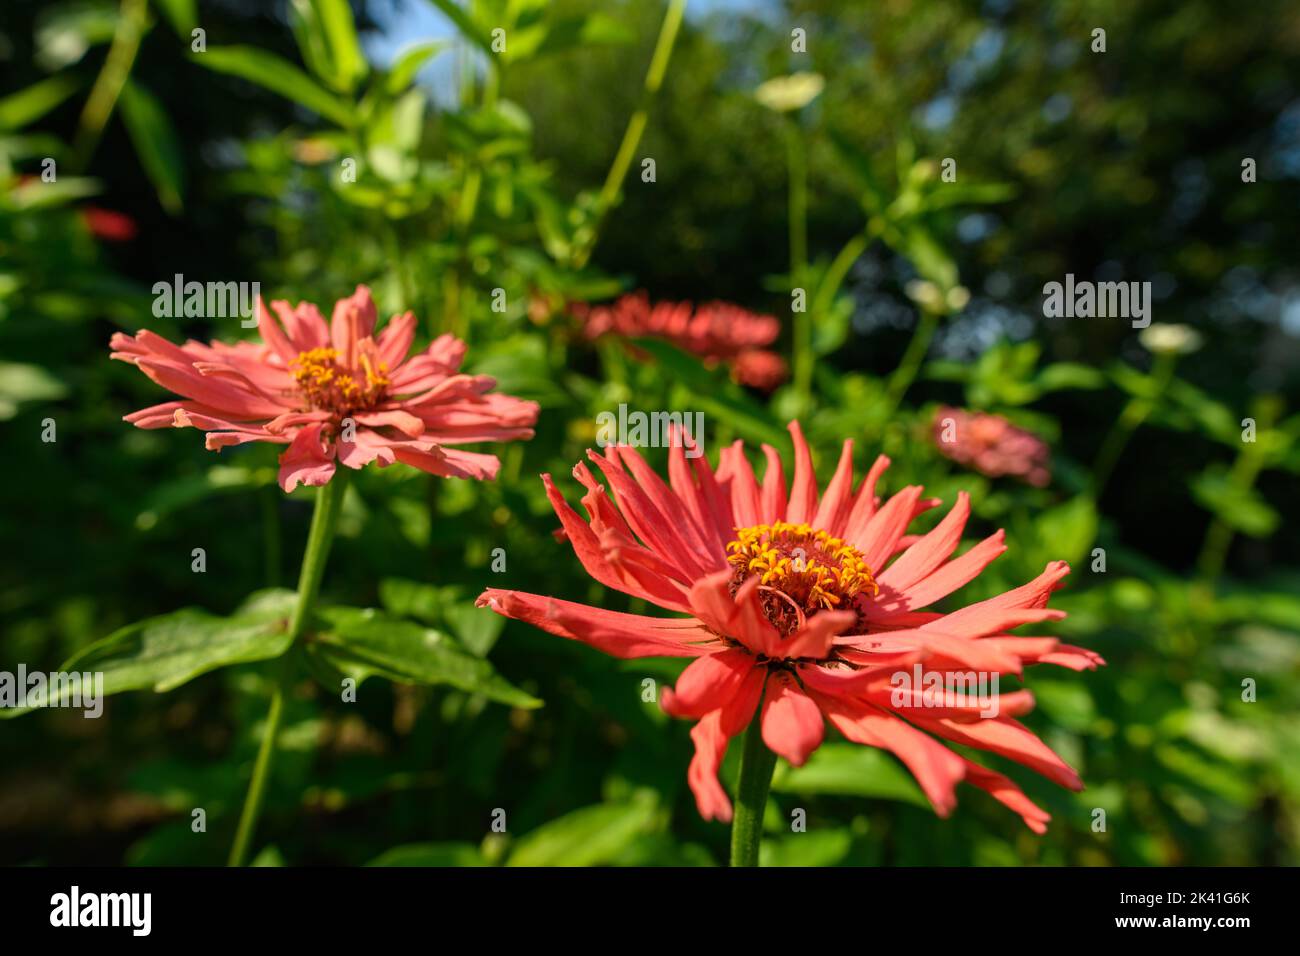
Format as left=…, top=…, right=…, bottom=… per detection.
left=726, top=521, right=878, bottom=613
left=290, top=347, right=389, bottom=413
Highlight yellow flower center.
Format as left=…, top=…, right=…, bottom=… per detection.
left=290, top=347, right=389, bottom=414
left=726, top=521, right=878, bottom=634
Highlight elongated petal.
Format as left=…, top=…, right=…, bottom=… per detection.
left=811, top=440, right=855, bottom=535
left=475, top=589, right=715, bottom=659
left=812, top=690, right=966, bottom=817
left=786, top=420, right=818, bottom=523
left=685, top=668, right=766, bottom=822
left=961, top=759, right=1052, bottom=834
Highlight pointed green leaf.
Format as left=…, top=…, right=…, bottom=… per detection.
left=771, top=743, right=930, bottom=807
left=506, top=797, right=658, bottom=866
left=195, top=46, right=353, bottom=127
left=0, top=76, right=81, bottom=131
left=1, top=590, right=296, bottom=718
left=308, top=606, right=540, bottom=708
left=119, top=79, right=185, bottom=212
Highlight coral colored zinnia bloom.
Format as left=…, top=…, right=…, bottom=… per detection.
left=478, top=423, right=1102, bottom=830
left=730, top=348, right=788, bottom=392
left=578, top=292, right=783, bottom=368
left=111, top=285, right=539, bottom=491
left=935, top=406, right=1051, bottom=487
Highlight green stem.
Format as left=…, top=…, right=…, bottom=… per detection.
left=227, top=473, right=348, bottom=867
left=74, top=0, right=149, bottom=168
left=1090, top=352, right=1177, bottom=497
left=787, top=122, right=812, bottom=404
left=882, top=308, right=940, bottom=418
left=729, top=708, right=777, bottom=867
left=1195, top=433, right=1266, bottom=585
left=574, top=0, right=687, bottom=269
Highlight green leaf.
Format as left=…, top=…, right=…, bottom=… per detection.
left=289, top=0, right=336, bottom=87
left=292, top=0, right=368, bottom=93
left=0, top=361, right=68, bottom=421
left=0, top=590, right=296, bottom=718
left=771, top=743, right=930, bottom=807
left=366, top=842, right=487, bottom=866
left=0, top=76, right=81, bottom=131
left=759, top=828, right=853, bottom=866
left=386, top=40, right=448, bottom=93
left=506, top=797, right=658, bottom=866
left=1034, top=495, right=1098, bottom=567
left=195, top=46, right=354, bottom=127
left=898, top=224, right=958, bottom=291
left=444, top=601, right=504, bottom=658
left=308, top=606, right=540, bottom=708
left=426, top=0, right=492, bottom=53
left=923, top=181, right=1015, bottom=210
left=1035, top=362, right=1105, bottom=392
left=9, top=176, right=101, bottom=210
left=119, top=79, right=185, bottom=213
left=1189, top=468, right=1280, bottom=537
left=151, top=0, right=198, bottom=37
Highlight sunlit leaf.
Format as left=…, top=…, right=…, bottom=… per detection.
left=195, top=46, right=353, bottom=127
left=307, top=606, right=540, bottom=708
left=506, top=797, right=658, bottom=866
left=0, top=590, right=296, bottom=718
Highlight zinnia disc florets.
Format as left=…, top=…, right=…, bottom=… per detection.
left=726, top=521, right=878, bottom=636
left=290, top=346, right=390, bottom=414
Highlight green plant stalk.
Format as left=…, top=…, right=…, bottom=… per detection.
left=787, top=122, right=812, bottom=404
left=882, top=307, right=940, bottom=418
left=227, top=472, right=348, bottom=867
left=1090, top=351, right=1178, bottom=497
left=74, top=0, right=150, bottom=167
left=1196, top=430, right=1267, bottom=585
left=575, top=0, right=687, bottom=268
left=729, top=707, right=777, bottom=867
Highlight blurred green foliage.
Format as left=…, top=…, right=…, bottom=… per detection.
left=1, top=0, right=1297, bottom=866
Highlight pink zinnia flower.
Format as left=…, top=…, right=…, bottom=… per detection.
left=934, top=406, right=1051, bottom=487
left=730, top=349, right=789, bottom=392
left=111, top=285, right=539, bottom=491
left=577, top=292, right=780, bottom=364
left=478, top=422, right=1102, bottom=830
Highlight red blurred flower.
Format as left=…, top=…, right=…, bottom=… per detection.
left=934, top=406, right=1051, bottom=487
left=577, top=292, right=785, bottom=388
left=479, top=422, right=1101, bottom=829
left=81, top=206, right=138, bottom=242
left=111, top=285, right=538, bottom=491
left=730, top=349, right=788, bottom=392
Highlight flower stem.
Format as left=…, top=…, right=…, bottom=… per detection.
left=74, top=0, right=149, bottom=169
left=227, top=472, right=348, bottom=867
left=729, top=709, right=777, bottom=867
left=1090, top=351, right=1177, bottom=498
left=881, top=308, right=940, bottom=420
left=574, top=0, right=687, bottom=269
left=787, top=122, right=812, bottom=405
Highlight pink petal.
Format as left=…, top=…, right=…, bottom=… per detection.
left=475, top=589, right=715, bottom=659
left=277, top=422, right=336, bottom=492
left=761, top=671, right=824, bottom=766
